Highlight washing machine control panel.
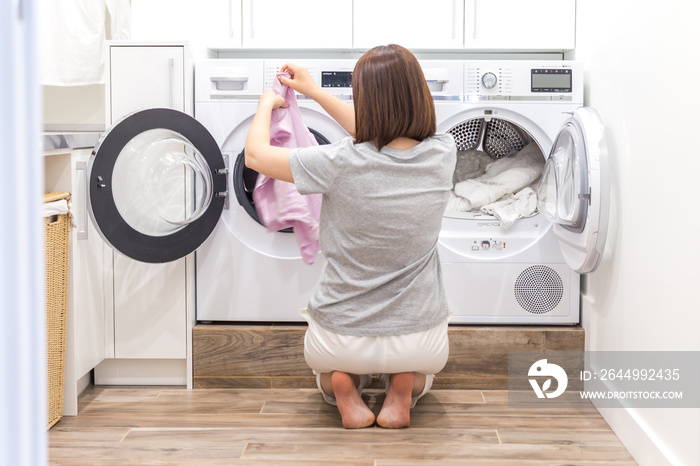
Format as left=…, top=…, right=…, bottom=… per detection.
left=264, top=60, right=355, bottom=99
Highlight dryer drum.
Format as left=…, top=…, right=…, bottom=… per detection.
left=232, top=127, right=330, bottom=232
left=513, top=265, right=564, bottom=314
left=448, top=118, right=529, bottom=159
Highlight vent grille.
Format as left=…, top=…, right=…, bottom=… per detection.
left=514, top=265, right=564, bottom=314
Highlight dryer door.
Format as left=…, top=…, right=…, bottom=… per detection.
left=536, top=107, right=609, bottom=274
left=88, top=108, right=227, bottom=263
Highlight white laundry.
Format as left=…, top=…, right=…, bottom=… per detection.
left=38, top=0, right=131, bottom=86
left=452, top=143, right=544, bottom=212
left=481, top=187, right=537, bottom=230
left=445, top=191, right=473, bottom=212
left=42, top=199, right=69, bottom=218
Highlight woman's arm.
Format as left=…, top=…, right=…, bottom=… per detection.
left=279, top=63, right=356, bottom=136
left=244, top=90, right=294, bottom=183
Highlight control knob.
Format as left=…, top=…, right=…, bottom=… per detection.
left=481, top=72, right=498, bottom=89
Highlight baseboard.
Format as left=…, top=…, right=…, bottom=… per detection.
left=94, top=359, right=187, bottom=386
left=595, top=406, right=673, bottom=466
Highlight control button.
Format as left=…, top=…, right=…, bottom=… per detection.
left=481, top=240, right=491, bottom=250
left=481, top=72, right=497, bottom=89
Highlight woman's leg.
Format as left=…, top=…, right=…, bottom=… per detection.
left=412, top=372, right=427, bottom=397
left=323, top=371, right=375, bottom=429
left=377, top=372, right=415, bottom=428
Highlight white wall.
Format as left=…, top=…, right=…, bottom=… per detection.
left=0, top=0, right=47, bottom=464
left=571, top=1, right=700, bottom=465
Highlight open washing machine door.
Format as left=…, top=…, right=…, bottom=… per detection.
left=537, top=107, right=609, bottom=274
left=88, top=108, right=227, bottom=263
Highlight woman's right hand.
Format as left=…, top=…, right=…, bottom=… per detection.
left=279, top=63, right=321, bottom=98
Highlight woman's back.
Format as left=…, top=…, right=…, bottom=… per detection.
left=290, top=134, right=456, bottom=337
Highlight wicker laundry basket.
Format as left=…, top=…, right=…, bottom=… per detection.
left=44, top=192, right=70, bottom=429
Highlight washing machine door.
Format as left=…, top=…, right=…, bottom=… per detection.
left=88, top=108, right=227, bottom=263
left=536, top=107, right=609, bottom=274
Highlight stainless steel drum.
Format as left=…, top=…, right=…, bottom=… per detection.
left=448, top=118, right=530, bottom=159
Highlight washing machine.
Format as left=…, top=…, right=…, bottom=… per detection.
left=193, top=58, right=353, bottom=321
left=86, top=58, right=355, bottom=323
left=422, top=59, right=609, bottom=324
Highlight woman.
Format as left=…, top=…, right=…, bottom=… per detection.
left=245, top=44, right=456, bottom=429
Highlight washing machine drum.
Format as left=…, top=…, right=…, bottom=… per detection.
left=232, top=128, right=330, bottom=231
left=448, top=117, right=531, bottom=159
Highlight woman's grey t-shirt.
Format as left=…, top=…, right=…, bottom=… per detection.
left=289, top=134, right=456, bottom=337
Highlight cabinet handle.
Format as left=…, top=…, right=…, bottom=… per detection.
left=473, top=0, right=479, bottom=40
left=76, top=161, right=88, bottom=240
left=168, top=57, right=174, bottom=109
left=452, top=0, right=457, bottom=40
left=228, top=0, right=234, bottom=38
left=249, top=0, right=254, bottom=39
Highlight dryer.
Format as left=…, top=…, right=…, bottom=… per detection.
left=420, top=59, right=609, bottom=324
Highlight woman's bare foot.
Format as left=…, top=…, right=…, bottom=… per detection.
left=331, top=371, right=375, bottom=429
left=377, top=372, right=413, bottom=428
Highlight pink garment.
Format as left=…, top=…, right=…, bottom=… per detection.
left=252, top=73, right=322, bottom=265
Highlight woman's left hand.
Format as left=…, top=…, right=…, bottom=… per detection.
left=259, top=90, right=288, bottom=110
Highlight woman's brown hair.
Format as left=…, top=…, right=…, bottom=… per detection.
left=352, top=44, right=436, bottom=151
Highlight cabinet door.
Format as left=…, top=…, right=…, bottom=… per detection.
left=241, top=0, right=352, bottom=48
left=131, top=0, right=241, bottom=47
left=71, top=149, right=107, bottom=377
left=354, top=0, right=464, bottom=49
left=113, top=253, right=187, bottom=359
left=109, top=46, right=185, bottom=123
left=465, top=0, right=576, bottom=50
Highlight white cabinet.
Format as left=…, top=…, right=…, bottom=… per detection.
left=464, top=0, right=576, bottom=50
left=108, top=45, right=187, bottom=119
left=127, top=0, right=576, bottom=52
left=131, top=0, right=242, bottom=48
left=70, top=150, right=109, bottom=376
left=241, top=0, right=352, bottom=48
left=44, top=147, right=107, bottom=415
left=354, top=0, right=464, bottom=50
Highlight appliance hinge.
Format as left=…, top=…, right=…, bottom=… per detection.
left=578, top=189, right=591, bottom=204
left=215, top=153, right=230, bottom=209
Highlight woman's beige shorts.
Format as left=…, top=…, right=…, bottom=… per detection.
left=301, top=309, right=450, bottom=376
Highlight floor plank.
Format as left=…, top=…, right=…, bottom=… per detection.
left=49, top=386, right=637, bottom=465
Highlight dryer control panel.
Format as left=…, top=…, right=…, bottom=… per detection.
left=464, top=60, right=583, bottom=103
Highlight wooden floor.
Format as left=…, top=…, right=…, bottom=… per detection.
left=49, top=385, right=637, bottom=465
